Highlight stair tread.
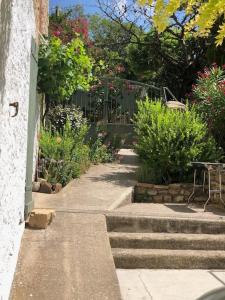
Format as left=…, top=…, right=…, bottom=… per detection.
left=112, top=248, right=225, bottom=268
left=112, top=248, right=225, bottom=256
left=106, top=214, right=225, bottom=234
left=109, top=232, right=225, bottom=240
left=107, top=213, right=225, bottom=223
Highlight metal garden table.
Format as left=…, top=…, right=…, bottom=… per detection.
left=187, top=162, right=225, bottom=211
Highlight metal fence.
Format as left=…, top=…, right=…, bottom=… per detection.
left=71, top=77, right=164, bottom=125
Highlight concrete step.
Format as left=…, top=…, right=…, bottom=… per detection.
left=106, top=214, right=225, bottom=234
left=112, top=248, right=225, bottom=269
left=109, top=232, right=225, bottom=250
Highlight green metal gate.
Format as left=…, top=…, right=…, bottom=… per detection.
left=24, top=38, right=38, bottom=218
left=71, top=77, right=163, bottom=125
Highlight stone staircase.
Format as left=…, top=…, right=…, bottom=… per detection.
left=106, top=214, right=225, bottom=269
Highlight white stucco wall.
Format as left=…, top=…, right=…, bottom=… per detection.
left=0, top=0, right=36, bottom=299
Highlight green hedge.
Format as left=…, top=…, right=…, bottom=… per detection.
left=134, top=99, right=222, bottom=184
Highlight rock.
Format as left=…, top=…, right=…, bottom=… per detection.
left=184, top=190, right=192, bottom=196
left=136, top=183, right=154, bottom=189
left=154, top=185, right=169, bottom=190
left=52, top=183, right=62, bottom=193
left=39, top=181, right=52, bottom=194
left=169, top=189, right=180, bottom=195
left=37, top=178, right=47, bottom=183
left=135, top=186, right=147, bottom=195
left=163, top=195, right=172, bottom=202
left=32, top=181, right=40, bottom=192
left=174, top=195, right=184, bottom=203
left=153, top=195, right=163, bottom=203
left=169, top=184, right=181, bottom=190
left=28, top=209, right=56, bottom=229
left=147, top=190, right=157, bottom=196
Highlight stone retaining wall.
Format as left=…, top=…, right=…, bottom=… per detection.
left=134, top=183, right=193, bottom=203
left=135, top=170, right=225, bottom=204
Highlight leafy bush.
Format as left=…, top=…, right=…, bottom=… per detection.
left=134, top=99, right=222, bottom=184
left=39, top=120, right=90, bottom=186
left=46, top=105, right=87, bottom=134
left=191, top=64, right=225, bottom=152
left=38, top=37, right=93, bottom=104
left=89, top=127, right=112, bottom=164
left=89, top=137, right=113, bottom=164
left=39, top=119, right=117, bottom=185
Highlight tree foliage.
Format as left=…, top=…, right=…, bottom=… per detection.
left=138, top=0, right=225, bottom=46
left=38, top=37, right=93, bottom=103
left=127, top=28, right=207, bottom=98
left=97, top=0, right=224, bottom=97
left=88, top=15, right=138, bottom=79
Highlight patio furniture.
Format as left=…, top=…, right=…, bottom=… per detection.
left=187, top=162, right=225, bottom=211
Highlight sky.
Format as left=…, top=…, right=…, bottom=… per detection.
left=49, top=0, right=101, bottom=14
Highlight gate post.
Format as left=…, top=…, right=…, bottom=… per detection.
left=103, top=79, right=109, bottom=123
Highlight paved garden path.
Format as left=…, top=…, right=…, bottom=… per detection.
left=117, top=269, right=225, bottom=300
left=10, top=149, right=138, bottom=300
left=34, top=149, right=138, bottom=211
left=10, top=149, right=225, bottom=300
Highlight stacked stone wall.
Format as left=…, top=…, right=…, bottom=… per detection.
left=134, top=172, right=225, bottom=205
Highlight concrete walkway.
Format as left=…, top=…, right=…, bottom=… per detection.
left=34, top=149, right=138, bottom=211
left=10, top=213, right=121, bottom=300
left=10, top=149, right=225, bottom=300
left=117, top=269, right=225, bottom=300
left=115, top=203, right=225, bottom=221
left=10, top=149, right=138, bottom=300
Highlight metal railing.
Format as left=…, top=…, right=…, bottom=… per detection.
left=71, top=77, right=164, bottom=125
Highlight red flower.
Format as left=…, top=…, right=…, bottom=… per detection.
left=53, top=30, right=61, bottom=37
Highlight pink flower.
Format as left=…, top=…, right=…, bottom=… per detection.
left=53, top=30, right=61, bottom=37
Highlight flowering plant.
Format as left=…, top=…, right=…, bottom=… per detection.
left=191, top=64, right=225, bottom=151
left=49, top=10, right=90, bottom=45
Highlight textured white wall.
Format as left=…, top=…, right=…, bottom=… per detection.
left=0, top=0, right=36, bottom=299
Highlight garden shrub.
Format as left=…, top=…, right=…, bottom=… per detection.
left=89, top=137, right=113, bottom=164
left=191, top=64, right=225, bottom=152
left=89, top=127, right=113, bottom=164
left=134, top=99, right=222, bottom=184
left=46, top=105, right=87, bottom=134
left=38, top=37, right=93, bottom=103
left=39, top=115, right=117, bottom=185
left=39, top=120, right=90, bottom=186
